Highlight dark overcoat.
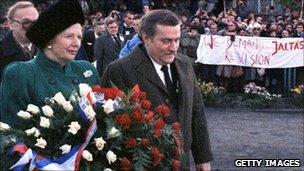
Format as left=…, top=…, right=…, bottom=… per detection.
left=101, top=45, right=213, bottom=169
left=0, top=31, right=36, bottom=77
left=94, top=32, right=124, bottom=76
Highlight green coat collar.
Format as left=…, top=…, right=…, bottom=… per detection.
left=34, top=50, right=72, bottom=74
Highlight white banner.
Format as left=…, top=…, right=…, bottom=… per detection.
left=196, top=35, right=304, bottom=68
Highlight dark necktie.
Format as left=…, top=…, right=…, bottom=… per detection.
left=161, top=65, right=174, bottom=94
left=114, top=36, right=121, bottom=48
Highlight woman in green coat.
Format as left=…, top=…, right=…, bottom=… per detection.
left=0, top=0, right=100, bottom=127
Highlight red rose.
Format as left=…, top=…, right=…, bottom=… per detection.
left=155, top=104, right=171, bottom=118
left=132, top=110, right=143, bottom=121
left=150, top=148, right=164, bottom=166
left=138, top=91, right=146, bottom=100
left=172, top=160, right=181, bottom=170
left=172, top=122, right=181, bottom=132
left=141, top=138, right=151, bottom=146
left=130, top=92, right=139, bottom=102
left=126, top=138, right=137, bottom=148
left=144, top=111, right=154, bottom=122
left=141, top=99, right=151, bottom=110
left=154, top=129, right=161, bottom=138
left=92, top=86, right=121, bottom=100
left=154, top=118, right=165, bottom=129
left=121, top=158, right=131, bottom=171
left=115, top=113, right=131, bottom=129
left=150, top=147, right=160, bottom=158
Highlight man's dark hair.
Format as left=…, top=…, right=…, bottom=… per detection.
left=140, top=9, right=180, bottom=38
left=123, top=11, right=134, bottom=18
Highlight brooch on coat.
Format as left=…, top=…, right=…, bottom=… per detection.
left=83, top=70, right=93, bottom=78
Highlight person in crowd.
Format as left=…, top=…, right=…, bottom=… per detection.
left=142, top=4, right=151, bottom=14
left=0, top=0, right=100, bottom=126
left=293, top=22, right=304, bottom=37
left=119, top=14, right=143, bottom=58
left=0, top=1, right=39, bottom=78
left=264, top=28, right=284, bottom=93
left=101, top=9, right=213, bottom=170
left=0, top=17, right=9, bottom=40
left=82, top=21, right=105, bottom=62
left=119, top=11, right=135, bottom=36
left=236, top=0, right=248, bottom=20
left=284, top=23, right=294, bottom=35
left=179, top=24, right=203, bottom=80
left=94, top=17, right=124, bottom=76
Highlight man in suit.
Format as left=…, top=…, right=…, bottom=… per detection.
left=82, top=21, right=105, bottom=62
left=94, top=17, right=124, bottom=76
left=101, top=9, right=212, bottom=170
left=119, top=11, right=135, bottom=36
left=0, top=1, right=39, bottom=78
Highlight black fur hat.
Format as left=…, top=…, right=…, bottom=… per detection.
left=26, top=0, right=85, bottom=49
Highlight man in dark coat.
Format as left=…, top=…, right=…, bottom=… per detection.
left=94, top=17, right=124, bottom=76
left=101, top=9, right=213, bottom=170
left=0, top=1, right=39, bottom=78
left=82, top=21, right=105, bottom=62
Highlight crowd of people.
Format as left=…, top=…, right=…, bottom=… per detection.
left=0, top=1, right=303, bottom=93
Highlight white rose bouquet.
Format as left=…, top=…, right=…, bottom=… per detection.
left=0, top=84, right=184, bottom=171
left=0, top=83, right=108, bottom=171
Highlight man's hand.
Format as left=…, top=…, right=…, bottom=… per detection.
left=196, top=162, right=211, bottom=171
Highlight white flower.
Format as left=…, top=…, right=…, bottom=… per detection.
left=94, top=137, right=106, bottom=150
left=108, top=127, right=120, bottom=138
left=68, top=121, right=81, bottom=135
left=17, top=110, right=32, bottom=119
left=62, top=101, right=73, bottom=112
left=53, top=92, right=67, bottom=106
left=59, top=144, right=71, bottom=154
left=25, top=127, right=40, bottom=137
left=83, top=70, right=93, bottom=78
left=26, top=104, right=40, bottom=115
left=79, top=83, right=92, bottom=97
left=85, top=105, right=96, bottom=121
left=42, top=105, right=54, bottom=117
left=34, top=137, right=47, bottom=149
left=40, top=116, right=50, bottom=128
left=0, top=122, right=11, bottom=131
left=82, top=150, right=93, bottom=161
left=103, top=168, right=113, bottom=171
left=106, top=150, right=117, bottom=164
left=103, top=99, right=115, bottom=114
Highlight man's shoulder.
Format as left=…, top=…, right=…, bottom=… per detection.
left=176, top=53, right=195, bottom=65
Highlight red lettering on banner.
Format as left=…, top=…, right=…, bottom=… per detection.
left=225, top=51, right=232, bottom=63
left=203, top=35, right=218, bottom=49
left=272, top=40, right=304, bottom=55
left=250, top=54, right=270, bottom=66
left=237, top=38, right=263, bottom=50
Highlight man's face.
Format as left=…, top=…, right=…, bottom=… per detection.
left=9, top=6, right=39, bottom=43
left=143, top=24, right=180, bottom=65
left=107, top=22, right=118, bottom=36
left=133, top=19, right=141, bottom=33
left=296, top=25, right=303, bottom=33
left=95, top=24, right=105, bottom=36
left=124, top=13, right=134, bottom=27
left=227, top=22, right=236, bottom=32
left=209, top=24, right=218, bottom=35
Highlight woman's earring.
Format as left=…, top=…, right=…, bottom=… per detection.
left=47, top=45, right=52, bottom=49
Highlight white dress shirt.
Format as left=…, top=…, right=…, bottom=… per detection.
left=148, top=56, right=173, bottom=87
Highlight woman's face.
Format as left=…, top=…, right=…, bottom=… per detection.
left=47, top=23, right=82, bottom=65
